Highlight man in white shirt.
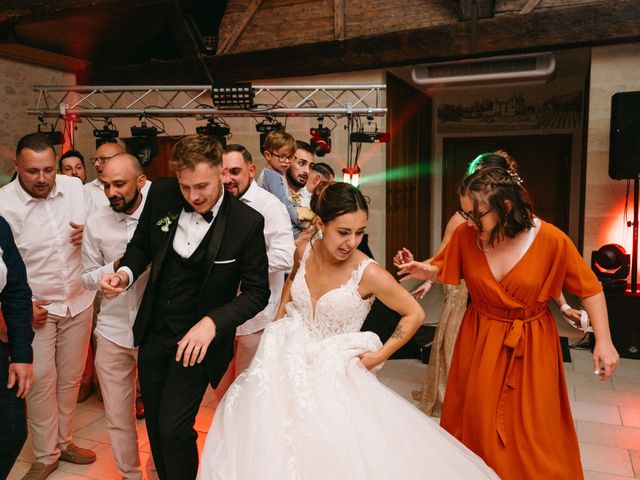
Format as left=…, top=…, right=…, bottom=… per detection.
left=80, top=141, right=126, bottom=401
left=302, top=161, right=335, bottom=206
left=0, top=133, right=96, bottom=480
left=82, top=154, right=150, bottom=480
left=85, top=141, right=126, bottom=212
left=219, top=144, right=294, bottom=383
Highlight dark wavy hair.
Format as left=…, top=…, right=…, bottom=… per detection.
left=310, top=181, right=368, bottom=224
left=459, top=166, right=534, bottom=246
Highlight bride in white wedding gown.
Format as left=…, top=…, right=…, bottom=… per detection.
left=198, top=182, right=498, bottom=480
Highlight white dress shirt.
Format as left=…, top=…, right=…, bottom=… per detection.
left=85, top=177, right=110, bottom=213
left=297, top=187, right=313, bottom=208
left=0, top=246, right=6, bottom=292
left=236, top=180, right=295, bottom=335
left=0, top=175, right=95, bottom=317
left=82, top=184, right=151, bottom=348
left=173, top=189, right=224, bottom=258
left=118, top=184, right=224, bottom=287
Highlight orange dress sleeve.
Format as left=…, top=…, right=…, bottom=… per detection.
left=536, top=222, right=603, bottom=302
left=431, top=223, right=469, bottom=286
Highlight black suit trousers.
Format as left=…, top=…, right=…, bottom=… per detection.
left=138, top=326, right=210, bottom=480
left=0, top=342, right=27, bottom=479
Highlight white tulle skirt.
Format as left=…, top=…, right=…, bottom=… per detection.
left=198, top=313, right=498, bottom=480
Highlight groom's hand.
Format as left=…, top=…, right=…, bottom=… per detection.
left=176, top=316, right=217, bottom=367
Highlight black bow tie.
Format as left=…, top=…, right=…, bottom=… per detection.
left=184, top=203, right=214, bottom=223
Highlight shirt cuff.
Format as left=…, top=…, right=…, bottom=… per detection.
left=116, top=267, right=134, bottom=290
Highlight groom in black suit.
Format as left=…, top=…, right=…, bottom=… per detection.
left=100, top=135, right=269, bottom=480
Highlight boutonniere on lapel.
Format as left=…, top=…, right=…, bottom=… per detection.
left=156, top=213, right=179, bottom=233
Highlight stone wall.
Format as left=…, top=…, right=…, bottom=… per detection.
left=0, top=58, right=74, bottom=184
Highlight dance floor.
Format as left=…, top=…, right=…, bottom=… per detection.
left=8, top=286, right=640, bottom=479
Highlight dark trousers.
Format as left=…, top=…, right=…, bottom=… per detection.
left=0, top=342, right=28, bottom=480
left=138, top=327, right=210, bottom=480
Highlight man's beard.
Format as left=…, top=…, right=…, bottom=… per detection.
left=286, top=169, right=306, bottom=189
left=110, top=188, right=139, bottom=213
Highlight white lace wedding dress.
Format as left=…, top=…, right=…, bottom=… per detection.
left=198, top=246, right=498, bottom=479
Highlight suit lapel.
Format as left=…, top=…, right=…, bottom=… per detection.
left=151, top=197, right=184, bottom=285
left=203, top=191, right=230, bottom=283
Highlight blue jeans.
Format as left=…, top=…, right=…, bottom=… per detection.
left=0, top=341, right=27, bottom=479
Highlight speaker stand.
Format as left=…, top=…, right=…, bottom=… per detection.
left=632, top=176, right=639, bottom=293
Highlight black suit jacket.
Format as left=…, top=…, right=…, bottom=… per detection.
left=0, top=216, right=33, bottom=363
left=119, top=178, right=270, bottom=384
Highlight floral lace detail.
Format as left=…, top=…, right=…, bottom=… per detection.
left=290, top=242, right=375, bottom=342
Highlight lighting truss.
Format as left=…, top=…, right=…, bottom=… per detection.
left=28, top=84, right=386, bottom=119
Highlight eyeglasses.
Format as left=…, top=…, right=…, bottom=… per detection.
left=269, top=151, right=293, bottom=163
left=90, top=154, right=118, bottom=165
left=457, top=208, right=493, bottom=222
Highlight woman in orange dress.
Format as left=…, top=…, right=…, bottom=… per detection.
left=398, top=166, right=619, bottom=479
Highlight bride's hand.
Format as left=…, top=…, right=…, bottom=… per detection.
left=392, top=247, right=414, bottom=268
left=359, top=351, right=386, bottom=371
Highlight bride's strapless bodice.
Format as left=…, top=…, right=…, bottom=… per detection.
left=288, top=244, right=375, bottom=341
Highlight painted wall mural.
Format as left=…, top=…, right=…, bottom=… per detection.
left=436, top=90, right=583, bottom=134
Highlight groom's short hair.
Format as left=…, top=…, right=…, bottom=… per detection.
left=171, top=134, right=223, bottom=172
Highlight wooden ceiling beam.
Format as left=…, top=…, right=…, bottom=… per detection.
left=209, top=0, right=640, bottom=81
left=0, top=42, right=88, bottom=71
left=86, top=0, right=640, bottom=84
left=216, top=0, right=262, bottom=55
left=0, top=0, right=172, bottom=25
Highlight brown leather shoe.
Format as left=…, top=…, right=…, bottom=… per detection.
left=59, top=442, right=96, bottom=464
left=77, top=383, right=94, bottom=402
left=20, top=461, right=58, bottom=480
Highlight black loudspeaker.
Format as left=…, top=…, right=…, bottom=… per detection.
left=603, top=290, right=640, bottom=359
left=610, top=91, right=640, bottom=180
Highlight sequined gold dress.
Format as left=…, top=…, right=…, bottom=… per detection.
left=416, top=281, right=468, bottom=416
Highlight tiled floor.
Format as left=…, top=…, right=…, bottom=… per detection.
left=8, top=287, right=640, bottom=479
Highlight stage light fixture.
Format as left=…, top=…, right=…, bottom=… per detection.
left=93, top=118, right=119, bottom=149
left=255, top=118, right=284, bottom=152
left=36, top=121, right=63, bottom=145
left=211, top=82, right=254, bottom=109
left=196, top=118, right=230, bottom=146
left=591, top=243, right=630, bottom=291
left=350, top=131, right=391, bottom=143
left=350, top=116, right=390, bottom=144
left=310, top=118, right=331, bottom=157
left=130, top=118, right=158, bottom=167
left=342, top=165, right=361, bottom=187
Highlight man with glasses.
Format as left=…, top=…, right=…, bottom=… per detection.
left=85, top=141, right=126, bottom=213
left=257, top=131, right=307, bottom=237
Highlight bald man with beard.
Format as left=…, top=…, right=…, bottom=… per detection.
left=82, top=154, right=151, bottom=480
left=85, top=142, right=127, bottom=212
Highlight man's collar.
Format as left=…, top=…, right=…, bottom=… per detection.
left=183, top=182, right=225, bottom=219
left=91, top=178, right=104, bottom=190
left=115, top=193, right=145, bottom=223
left=239, top=180, right=258, bottom=204
left=15, top=175, right=60, bottom=204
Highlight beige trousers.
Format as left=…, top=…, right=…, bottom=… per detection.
left=27, top=306, right=93, bottom=464
left=94, top=331, right=142, bottom=480
left=214, top=330, right=264, bottom=399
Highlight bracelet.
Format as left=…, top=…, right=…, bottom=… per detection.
left=560, top=303, right=571, bottom=313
